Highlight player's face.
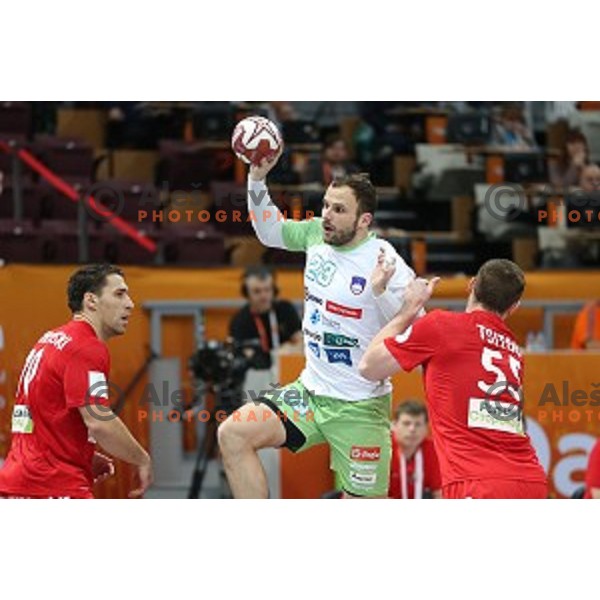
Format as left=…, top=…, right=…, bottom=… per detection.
left=246, top=275, right=274, bottom=314
left=321, top=185, right=370, bottom=247
left=393, top=414, right=427, bottom=452
left=96, top=274, right=134, bottom=338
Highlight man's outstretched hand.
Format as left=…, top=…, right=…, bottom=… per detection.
left=403, top=277, right=441, bottom=313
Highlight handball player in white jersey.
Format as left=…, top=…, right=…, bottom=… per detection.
left=218, top=150, right=418, bottom=498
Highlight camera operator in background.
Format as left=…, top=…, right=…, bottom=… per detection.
left=229, top=266, right=302, bottom=399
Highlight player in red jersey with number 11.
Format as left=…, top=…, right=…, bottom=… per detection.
left=0, top=264, right=153, bottom=499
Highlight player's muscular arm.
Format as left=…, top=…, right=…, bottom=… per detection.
left=79, top=408, right=153, bottom=497
left=248, top=149, right=286, bottom=248
left=591, top=488, right=600, bottom=499
left=360, top=277, right=440, bottom=381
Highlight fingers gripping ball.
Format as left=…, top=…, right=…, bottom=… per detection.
left=231, top=116, right=283, bottom=166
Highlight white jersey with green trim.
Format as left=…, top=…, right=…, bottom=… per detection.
left=281, top=217, right=415, bottom=400
left=247, top=177, right=416, bottom=401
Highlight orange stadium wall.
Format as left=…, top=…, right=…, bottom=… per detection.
left=1, top=265, right=600, bottom=498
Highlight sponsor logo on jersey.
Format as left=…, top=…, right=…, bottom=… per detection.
left=323, top=315, right=341, bottom=330
left=350, top=471, right=377, bottom=486
left=467, top=398, right=524, bottom=435
left=11, top=405, right=34, bottom=434
left=306, top=254, right=337, bottom=287
left=350, top=461, right=378, bottom=472
left=303, top=328, right=322, bottom=342
left=304, top=287, right=323, bottom=305
left=308, top=341, right=320, bottom=358
left=350, top=276, right=367, bottom=295
left=326, top=300, right=363, bottom=319
left=309, top=308, right=320, bottom=326
left=324, top=348, right=352, bottom=366
left=309, top=309, right=341, bottom=331
left=350, top=446, right=381, bottom=462
left=323, top=332, right=359, bottom=348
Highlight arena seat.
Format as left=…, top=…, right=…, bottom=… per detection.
left=101, top=228, right=163, bottom=265
left=157, top=140, right=228, bottom=190
left=0, top=102, right=31, bottom=140
left=31, top=136, right=94, bottom=181
left=0, top=219, right=43, bottom=262
left=162, top=227, right=226, bottom=265
left=92, top=180, right=160, bottom=223
left=37, top=220, right=107, bottom=263
left=36, top=184, right=81, bottom=221
left=0, top=183, right=42, bottom=221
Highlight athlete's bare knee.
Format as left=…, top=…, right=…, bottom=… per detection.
left=218, top=403, right=285, bottom=454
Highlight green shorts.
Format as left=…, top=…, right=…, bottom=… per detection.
left=260, top=379, right=392, bottom=497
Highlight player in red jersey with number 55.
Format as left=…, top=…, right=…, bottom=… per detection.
left=360, top=259, right=547, bottom=499
left=0, top=264, right=153, bottom=499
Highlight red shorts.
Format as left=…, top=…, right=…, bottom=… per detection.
left=443, top=479, right=548, bottom=499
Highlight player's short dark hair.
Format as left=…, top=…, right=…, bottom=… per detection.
left=331, top=173, right=377, bottom=216
left=67, top=264, right=124, bottom=313
left=473, top=259, right=525, bottom=315
left=394, top=400, right=428, bottom=422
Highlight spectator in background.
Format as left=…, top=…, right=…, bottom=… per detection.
left=492, top=105, right=536, bottom=149
left=573, top=164, right=600, bottom=266
left=389, top=400, right=441, bottom=499
left=539, top=163, right=600, bottom=269
left=303, top=135, right=357, bottom=186
left=571, top=301, right=600, bottom=350
left=549, top=129, right=589, bottom=189
left=584, top=438, right=600, bottom=498
left=579, top=163, right=600, bottom=192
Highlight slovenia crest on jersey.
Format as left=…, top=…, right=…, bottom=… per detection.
left=350, top=276, right=367, bottom=295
